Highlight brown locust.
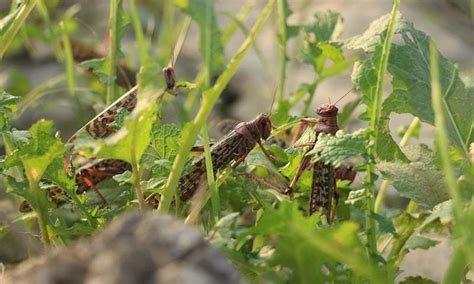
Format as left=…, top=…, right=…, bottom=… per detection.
left=179, top=114, right=273, bottom=201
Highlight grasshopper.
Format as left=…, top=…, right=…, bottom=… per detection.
left=286, top=91, right=356, bottom=223
left=19, top=52, right=180, bottom=212
left=179, top=114, right=273, bottom=201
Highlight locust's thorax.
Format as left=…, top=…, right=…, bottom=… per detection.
left=162, top=66, right=176, bottom=90
left=316, top=104, right=339, bottom=135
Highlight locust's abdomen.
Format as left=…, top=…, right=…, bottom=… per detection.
left=310, top=162, right=336, bottom=218
left=179, top=131, right=255, bottom=201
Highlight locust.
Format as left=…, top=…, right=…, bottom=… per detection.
left=179, top=114, right=273, bottom=201
left=286, top=90, right=356, bottom=223
left=19, top=54, right=179, bottom=212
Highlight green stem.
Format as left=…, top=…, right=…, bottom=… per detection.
left=23, top=168, right=50, bottom=246
left=374, top=117, right=420, bottom=213
left=129, top=0, right=148, bottom=65
left=60, top=22, right=76, bottom=96
left=443, top=245, right=468, bottom=284
left=365, top=0, right=399, bottom=258
left=157, top=0, right=176, bottom=66
left=0, top=0, right=38, bottom=60
left=202, top=122, right=220, bottom=222
left=106, top=0, right=122, bottom=105
left=429, top=42, right=462, bottom=218
left=276, top=0, right=288, bottom=105
left=158, top=0, right=276, bottom=213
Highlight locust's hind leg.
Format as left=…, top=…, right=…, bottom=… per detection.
left=78, top=174, right=107, bottom=207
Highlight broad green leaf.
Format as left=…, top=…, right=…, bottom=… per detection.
left=242, top=202, right=388, bottom=282
left=372, top=212, right=396, bottom=235
left=142, top=124, right=181, bottom=162
left=176, top=0, right=224, bottom=78
left=7, top=120, right=65, bottom=183
left=307, top=129, right=370, bottom=167
left=79, top=58, right=116, bottom=85
left=344, top=12, right=405, bottom=52
left=351, top=41, right=407, bottom=162
left=377, top=159, right=450, bottom=208
left=384, top=21, right=473, bottom=155
left=0, top=90, right=20, bottom=131
left=300, top=11, right=354, bottom=78
left=403, top=235, right=439, bottom=250
left=303, top=10, right=343, bottom=43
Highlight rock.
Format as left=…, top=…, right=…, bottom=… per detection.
left=2, top=213, right=240, bottom=284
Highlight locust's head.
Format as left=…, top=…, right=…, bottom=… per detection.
left=255, top=114, right=272, bottom=140
left=316, top=103, right=338, bottom=117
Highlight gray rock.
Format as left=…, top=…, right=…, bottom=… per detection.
left=2, top=213, right=240, bottom=284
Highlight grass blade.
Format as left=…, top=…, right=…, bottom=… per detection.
left=159, top=0, right=276, bottom=212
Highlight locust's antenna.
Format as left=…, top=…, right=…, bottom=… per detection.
left=269, top=86, right=278, bottom=114
left=334, top=87, right=355, bottom=106
left=170, top=17, right=191, bottom=67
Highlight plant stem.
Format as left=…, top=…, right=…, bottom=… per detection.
left=158, top=0, right=276, bottom=213
left=129, top=0, right=148, bottom=65
left=429, top=42, right=462, bottom=218
left=365, top=0, right=399, bottom=258
left=276, top=0, right=288, bottom=105
left=106, top=0, right=121, bottom=105
left=202, top=122, right=220, bottom=222
left=374, top=117, right=420, bottom=213
left=60, top=22, right=76, bottom=96
left=23, top=168, right=50, bottom=246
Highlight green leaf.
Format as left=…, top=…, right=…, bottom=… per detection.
left=79, top=58, right=116, bottom=85
left=303, top=10, right=343, bottom=43
left=384, top=21, right=473, bottom=155
left=373, top=212, right=396, bottom=235
left=176, top=0, right=225, bottom=78
left=8, top=120, right=65, bottom=183
left=242, top=202, right=388, bottom=282
left=307, top=129, right=370, bottom=167
left=344, top=12, right=405, bottom=52
left=403, top=235, right=439, bottom=250
left=351, top=41, right=407, bottom=162
left=377, top=159, right=450, bottom=208
left=79, top=65, right=166, bottom=163
left=300, top=11, right=353, bottom=78
left=108, top=108, right=130, bottom=131
left=0, top=89, right=20, bottom=131
left=142, top=124, right=181, bottom=162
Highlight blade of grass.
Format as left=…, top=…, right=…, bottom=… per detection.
left=364, top=0, right=399, bottom=258
left=60, top=22, right=76, bottom=96
left=276, top=0, right=288, bottom=105
left=202, top=122, right=220, bottom=222
left=129, top=0, right=148, bottom=65
left=105, top=0, right=122, bottom=104
left=159, top=0, right=276, bottom=213
left=0, top=0, right=38, bottom=60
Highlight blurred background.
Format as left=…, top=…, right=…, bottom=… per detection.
left=0, top=0, right=472, bottom=280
